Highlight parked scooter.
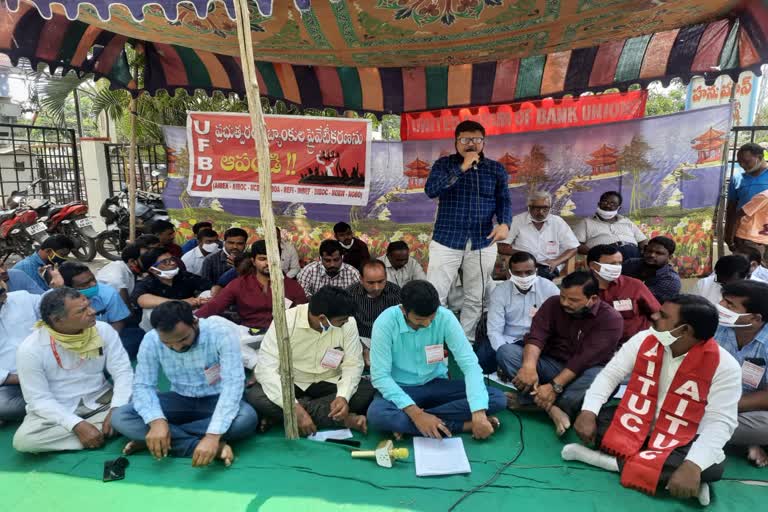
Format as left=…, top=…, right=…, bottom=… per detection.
left=96, top=188, right=169, bottom=261
left=0, top=205, right=42, bottom=261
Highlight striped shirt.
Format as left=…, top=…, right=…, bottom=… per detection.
left=346, top=282, right=402, bottom=338
left=425, top=154, right=513, bottom=251
left=573, top=214, right=647, bottom=249
left=296, top=261, right=360, bottom=298
left=378, top=255, right=426, bottom=288
left=201, top=251, right=233, bottom=285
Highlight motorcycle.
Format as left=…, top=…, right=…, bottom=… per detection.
left=96, top=188, right=169, bottom=261
left=9, top=179, right=97, bottom=262
left=0, top=206, right=42, bottom=261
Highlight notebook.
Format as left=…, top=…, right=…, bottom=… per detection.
left=414, top=437, right=471, bottom=477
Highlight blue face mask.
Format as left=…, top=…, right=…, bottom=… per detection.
left=80, top=284, right=99, bottom=299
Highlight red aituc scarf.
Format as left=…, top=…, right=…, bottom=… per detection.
left=600, top=335, right=720, bottom=495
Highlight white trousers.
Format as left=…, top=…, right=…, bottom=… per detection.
left=13, top=409, right=110, bottom=453
left=427, top=240, right=497, bottom=341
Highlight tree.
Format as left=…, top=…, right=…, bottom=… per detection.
left=519, top=144, right=550, bottom=194
left=617, top=135, right=653, bottom=215
left=644, top=80, right=686, bottom=117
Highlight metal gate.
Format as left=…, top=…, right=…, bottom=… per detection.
left=104, top=143, right=167, bottom=195
left=0, top=123, right=83, bottom=208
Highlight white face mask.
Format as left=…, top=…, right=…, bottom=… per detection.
left=716, top=304, right=752, bottom=328
left=596, top=207, right=618, bottom=220
left=339, top=240, right=354, bottom=250
left=748, top=161, right=763, bottom=173
left=510, top=273, right=537, bottom=291
left=201, top=243, right=220, bottom=254
left=648, top=325, right=684, bottom=347
left=595, top=262, right=622, bottom=282
left=152, top=267, right=179, bottom=280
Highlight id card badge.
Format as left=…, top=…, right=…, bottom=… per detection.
left=204, top=364, right=221, bottom=385
left=545, top=241, right=558, bottom=257
left=613, top=299, right=633, bottom=312
left=425, top=344, right=444, bottom=364
left=320, top=348, right=344, bottom=369
left=742, top=360, right=766, bottom=389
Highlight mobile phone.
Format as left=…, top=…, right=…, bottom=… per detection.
left=103, top=457, right=129, bottom=482
left=745, top=357, right=766, bottom=367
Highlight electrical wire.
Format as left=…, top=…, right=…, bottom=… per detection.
left=446, top=411, right=526, bottom=512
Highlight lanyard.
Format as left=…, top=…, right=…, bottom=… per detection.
left=49, top=336, right=85, bottom=371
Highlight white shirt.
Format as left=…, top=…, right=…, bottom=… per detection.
left=378, top=255, right=427, bottom=288
left=506, top=213, right=579, bottom=264
left=0, top=291, right=42, bottom=383
left=574, top=214, right=648, bottom=248
left=96, top=261, right=136, bottom=296
left=181, top=246, right=212, bottom=276
left=486, top=277, right=560, bottom=351
left=280, top=242, right=301, bottom=279
left=693, top=274, right=722, bottom=306
left=582, top=330, right=742, bottom=471
left=16, top=321, right=134, bottom=431
left=751, top=265, right=768, bottom=283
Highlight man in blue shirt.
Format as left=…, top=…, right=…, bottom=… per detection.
left=425, top=120, right=512, bottom=342
left=0, top=263, right=44, bottom=294
left=59, top=262, right=131, bottom=330
left=714, top=280, right=768, bottom=468
left=367, top=280, right=505, bottom=439
left=725, top=142, right=768, bottom=250
left=111, top=301, right=258, bottom=467
left=0, top=282, right=42, bottom=422
left=181, top=221, right=213, bottom=255
left=622, top=236, right=681, bottom=304
left=12, top=234, right=74, bottom=291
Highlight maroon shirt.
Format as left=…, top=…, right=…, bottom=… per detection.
left=341, top=238, right=370, bottom=272
left=525, top=295, right=623, bottom=374
left=195, top=273, right=307, bottom=329
left=598, top=275, right=661, bottom=344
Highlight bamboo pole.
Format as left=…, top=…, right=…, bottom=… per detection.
left=127, top=94, right=138, bottom=243
left=233, top=0, right=299, bottom=439
left=715, top=85, right=738, bottom=259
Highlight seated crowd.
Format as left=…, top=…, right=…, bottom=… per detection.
left=0, top=195, right=766, bottom=505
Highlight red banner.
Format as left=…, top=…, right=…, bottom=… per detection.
left=401, top=91, right=647, bottom=140
left=187, top=113, right=372, bottom=205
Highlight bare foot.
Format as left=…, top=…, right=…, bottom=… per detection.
left=393, top=432, right=404, bottom=441
left=747, top=445, right=768, bottom=468
left=217, top=442, right=234, bottom=467
left=122, top=440, right=147, bottom=455
left=505, top=391, right=521, bottom=410
left=488, top=416, right=501, bottom=431
left=547, top=405, right=571, bottom=437
left=343, top=413, right=367, bottom=434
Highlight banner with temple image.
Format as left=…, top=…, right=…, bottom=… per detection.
left=163, top=104, right=731, bottom=278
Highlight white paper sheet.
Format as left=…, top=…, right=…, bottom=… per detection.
left=414, top=437, right=471, bottom=477
left=307, top=429, right=354, bottom=442
left=487, top=372, right=517, bottom=390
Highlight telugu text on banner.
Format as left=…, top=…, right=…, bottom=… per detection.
left=187, top=113, right=372, bottom=206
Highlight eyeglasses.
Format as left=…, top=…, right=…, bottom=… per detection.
left=152, top=257, right=176, bottom=267
left=529, top=205, right=551, bottom=211
left=457, top=137, right=484, bottom=145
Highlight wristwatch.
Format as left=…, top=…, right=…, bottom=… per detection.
left=552, top=382, right=564, bottom=394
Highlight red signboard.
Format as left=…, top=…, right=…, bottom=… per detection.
left=401, top=91, right=647, bottom=140
left=187, top=113, right=372, bottom=205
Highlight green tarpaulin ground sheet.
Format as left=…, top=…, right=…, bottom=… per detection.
left=1, top=379, right=765, bottom=512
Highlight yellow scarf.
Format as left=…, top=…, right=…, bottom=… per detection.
left=35, top=321, right=104, bottom=359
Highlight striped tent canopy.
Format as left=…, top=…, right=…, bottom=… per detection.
left=1, top=0, right=767, bottom=113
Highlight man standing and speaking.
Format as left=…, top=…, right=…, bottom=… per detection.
left=425, top=121, right=512, bottom=341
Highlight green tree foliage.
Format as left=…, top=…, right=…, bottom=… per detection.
left=644, top=80, right=686, bottom=117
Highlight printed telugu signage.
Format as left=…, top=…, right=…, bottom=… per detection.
left=187, top=113, right=372, bottom=205
left=401, top=91, right=647, bottom=140
left=686, top=72, right=761, bottom=126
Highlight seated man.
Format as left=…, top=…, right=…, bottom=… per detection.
left=151, top=220, right=183, bottom=259
left=112, top=301, right=258, bottom=466
left=693, top=254, right=750, bottom=306
left=501, top=190, right=579, bottom=280
left=588, top=245, right=660, bottom=344
left=277, top=227, right=301, bottom=278
left=201, top=227, right=248, bottom=285
left=0, top=281, right=43, bottom=422
left=97, top=239, right=155, bottom=307
left=212, top=253, right=252, bottom=296
left=622, top=236, right=682, bottom=304
left=497, top=271, right=623, bottom=436
left=13, top=288, right=133, bottom=453
left=477, top=251, right=559, bottom=374
left=731, top=244, right=768, bottom=283
left=714, top=280, right=768, bottom=468
left=181, top=221, right=213, bottom=255
left=247, top=286, right=374, bottom=435
left=181, top=228, right=220, bottom=276
left=574, top=191, right=647, bottom=260
left=563, top=295, right=741, bottom=506
left=297, top=240, right=360, bottom=298
left=196, top=240, right=307, bottom=329
left=334, top=222, right=370, bottom=272
left=132, top=249, right=212, bottom=311
left=367, top=280, right=506, bottom=440
left=378, top=241, right=426, bottom=288
left=0, top=262, right=44, bottom=294
left=346, top=260, right=402, bottom=364
left=13, top=234, right=74, bottom=292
